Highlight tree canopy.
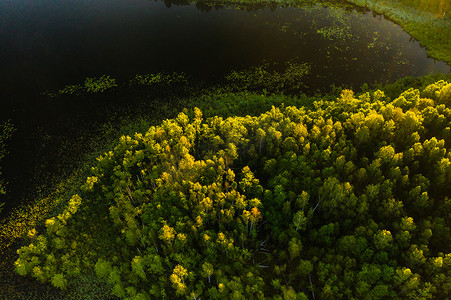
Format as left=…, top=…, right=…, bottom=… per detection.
left=15, top=80, right=451, bottom=299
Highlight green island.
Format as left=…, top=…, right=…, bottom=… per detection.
left=0, top=0, right=450, bottom=299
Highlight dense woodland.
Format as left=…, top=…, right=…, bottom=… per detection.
left=14, top=80, right=451, bottom=299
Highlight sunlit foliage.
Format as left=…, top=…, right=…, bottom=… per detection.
left=14, top=80, right=451, bottom=298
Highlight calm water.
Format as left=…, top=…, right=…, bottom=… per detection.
left=0, top=0, right=449, bottom=214
left=0, top=0, right=449, bottom=103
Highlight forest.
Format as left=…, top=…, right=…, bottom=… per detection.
left=13, top=79, right=451, bottom=299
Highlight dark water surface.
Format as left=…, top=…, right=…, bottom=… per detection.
left=0, top=0, right=449, bottom=215
left=0, top=0, right=449, bottom=101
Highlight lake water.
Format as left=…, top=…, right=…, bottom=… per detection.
left=0, top=0, right=449, bottom=102
left=0, top=0, right=449, bottom=215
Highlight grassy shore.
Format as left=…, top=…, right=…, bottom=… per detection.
left=187, top=0, right=451, bottom=64
left=346, top=0, right=450, bottom=64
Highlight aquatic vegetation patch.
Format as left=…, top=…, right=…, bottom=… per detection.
left=44, top=75, right=118, bottom=97
left=43, top=61, right=314, bottom=101
left=316, top=24, right=352, bottom=40
left=129, top=72, right=188, bottom=87
left=0, top=120, right=15, bottom=202
left=225, top=61, right=311, bottom=93
left=45, top=72, right=191, bottom=98
left=311, top=4, right=355, bottom=41
left=84, top=76, right=118, bottom=93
